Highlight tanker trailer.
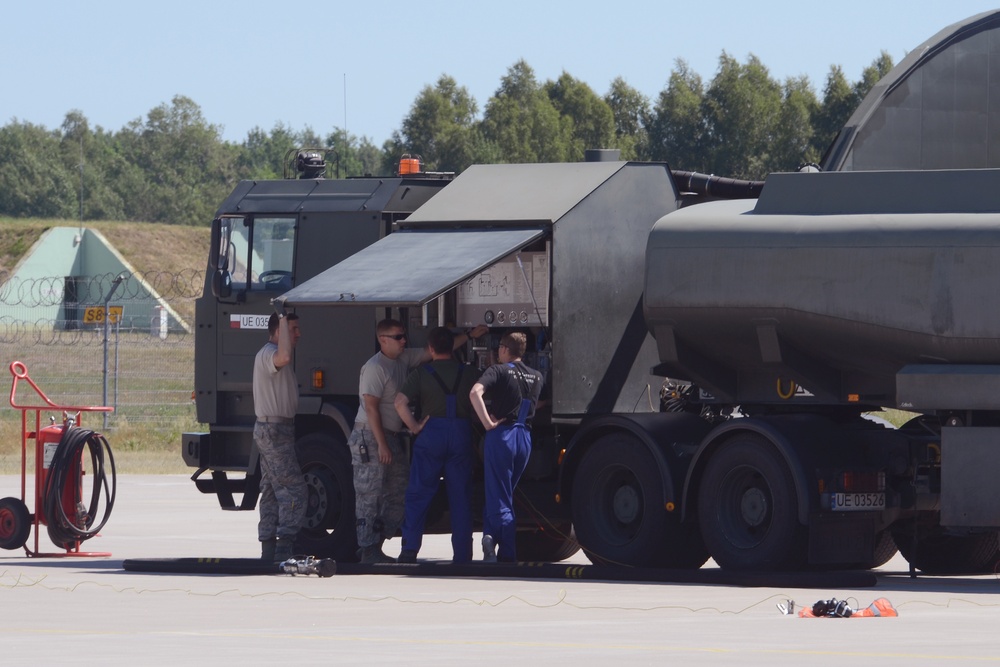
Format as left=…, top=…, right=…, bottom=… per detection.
left=642, top=168, right=1000, bottom=573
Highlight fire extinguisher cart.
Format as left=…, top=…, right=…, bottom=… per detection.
left=0, top=361, right=116, bottom=557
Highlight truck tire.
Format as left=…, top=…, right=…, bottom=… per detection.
left=295, top=432, right=359, bottom=562
left=571, top=433, right=708, bottom=569
left=0, top=497, right=30, bottom=551
left=697, top=434, right=806, bottom=571
left=868, top=530, right=899, bottom=569
left=891, top=523, right=999, bottom=574
left=516, top=522, right=580, bottom=562
left=840, top=530, right=898, bottom=570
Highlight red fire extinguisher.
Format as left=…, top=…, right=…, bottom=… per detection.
left=35, top=423, right=81, bottom=532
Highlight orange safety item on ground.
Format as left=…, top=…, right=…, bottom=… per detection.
left=797, top=597, right=897, bottom=618
left=853, top=598, right=898, bottom=617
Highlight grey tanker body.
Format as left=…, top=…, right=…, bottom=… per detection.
left=642, top=167, right=1000, bottom=573
left=645, top=169, right=1000, bottom=409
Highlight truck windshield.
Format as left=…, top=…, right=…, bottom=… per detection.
left=224, top=217, right=296, bottom=292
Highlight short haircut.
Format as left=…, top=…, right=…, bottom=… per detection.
left=268, top=312, right=299, bottom=335
left=426, top=327, right=454, bottom=355
left=376, top=318, right=405, bottom=335
left=500, top=331, right=527, bottom=358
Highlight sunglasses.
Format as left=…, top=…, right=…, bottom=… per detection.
left=380, top=333, right=406, bottom=341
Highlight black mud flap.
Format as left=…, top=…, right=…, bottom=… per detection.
left=190, top=468, right=260, bottom=511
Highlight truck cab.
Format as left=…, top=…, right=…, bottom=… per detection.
left=183, top=162, right=452, bottom=561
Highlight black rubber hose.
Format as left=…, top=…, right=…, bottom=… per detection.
left=121, top=557, right=878, bottom=588
left=42, top=425, right=117, bottom=549
left=671, top=169, right=765, bottom=199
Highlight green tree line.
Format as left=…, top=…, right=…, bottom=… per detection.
left=0, top=52, right=892, bottom=226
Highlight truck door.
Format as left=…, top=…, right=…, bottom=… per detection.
left=207, top=215, right=297, bottom=420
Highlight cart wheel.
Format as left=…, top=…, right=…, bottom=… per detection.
left=0, top=497, right=31, bottom=551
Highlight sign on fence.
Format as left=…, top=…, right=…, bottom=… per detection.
left=83, top=305, right=124, bottom=325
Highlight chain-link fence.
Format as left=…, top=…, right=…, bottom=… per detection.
left=1, top=271, right=200, bottom=429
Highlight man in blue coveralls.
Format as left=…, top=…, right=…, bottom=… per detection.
left=469, top=331, right=544, bottom=562
left=394, top=327, right=482, bottom=563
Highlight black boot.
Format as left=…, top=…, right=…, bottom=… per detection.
left=274, top=537, right=295, bottom=563
left=357, top=543, right=395, bottom=564
left=260, top=538, right=276, bottom=561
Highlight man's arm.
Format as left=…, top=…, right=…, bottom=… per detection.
left=272, top=315, right=293, bottom=368
left=394, top=392, right=429, bottom=435
left=363, top=394, right=393, bottom=465
left=470, top=382, right=499, bottom=431
left=455, top=324, right=489, bottom=351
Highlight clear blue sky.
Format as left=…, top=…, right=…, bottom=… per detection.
left=5, top=1, right=999, bottom=147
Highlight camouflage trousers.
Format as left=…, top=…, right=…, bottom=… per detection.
left=349, top=426, right=409, bottom=548
left=254, top=421, right=307, bottom=541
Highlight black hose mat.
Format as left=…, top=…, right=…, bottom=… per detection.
left=124, top=558, right=286, bottom=575
left=123, top=557, right=878, bottom=588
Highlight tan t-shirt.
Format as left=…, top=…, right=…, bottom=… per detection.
left=354, top=348, right=424, bottom=432
left=253, top=341, right=298, bottom=419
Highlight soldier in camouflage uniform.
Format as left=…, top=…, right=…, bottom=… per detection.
left=350, top=319, right=487, bottom=564
left=253, top=312, right=306, bottom=563
left=350, top=319, right=424, bottom=564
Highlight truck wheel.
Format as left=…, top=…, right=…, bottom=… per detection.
left=571, top=434, right=708, bottom=568
left=891, top=523, right=999, bottom=574
left=0, top=497, right=30, bottom=551
left=295, top=432, right=359, bottom=562
left=854, top=530, right=898, bottom=569
left=868, top=530, right=899, bottom=569
left=697, top=434, right=806, bottom=571
left=516, top=522, right=580, bottom=562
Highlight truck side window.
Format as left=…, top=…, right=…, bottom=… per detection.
left=249, top=217, right=295, bottom=291
left=228, top=221, right=251, bottom=289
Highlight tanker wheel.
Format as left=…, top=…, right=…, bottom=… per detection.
left=295, top=432, right=359, bottom=562
left=844, top=530, right=898, bottom=570
left=571, top=433, right=708, bottom=569
left=869, top=530, right=899, bottom=569
left=697, top=434, right=806, bottom=571
left=516, top=522, right=580, bottom=562
left=0, top=497, right=30, bottom=551
left=891, top=522, right=999, bottom=574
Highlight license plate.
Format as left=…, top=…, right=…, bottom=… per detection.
left=831, top=492, right=885, bottom=511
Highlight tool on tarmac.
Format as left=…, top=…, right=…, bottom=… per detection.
left=280, top=556, right=337, bottom=577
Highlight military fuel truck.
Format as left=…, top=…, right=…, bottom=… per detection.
left=184, top=10, right=1000, bottom=572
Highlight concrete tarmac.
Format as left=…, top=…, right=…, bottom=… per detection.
left=2, top=475, right=1000, bottom=665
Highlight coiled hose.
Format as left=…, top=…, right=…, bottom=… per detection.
left=42, top=425, right=117, bottom=549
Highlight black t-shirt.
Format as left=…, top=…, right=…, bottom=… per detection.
left=478, top=361, right=544, bottom=426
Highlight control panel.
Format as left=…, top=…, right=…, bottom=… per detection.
left=455, top=246, right=549, bottom=328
